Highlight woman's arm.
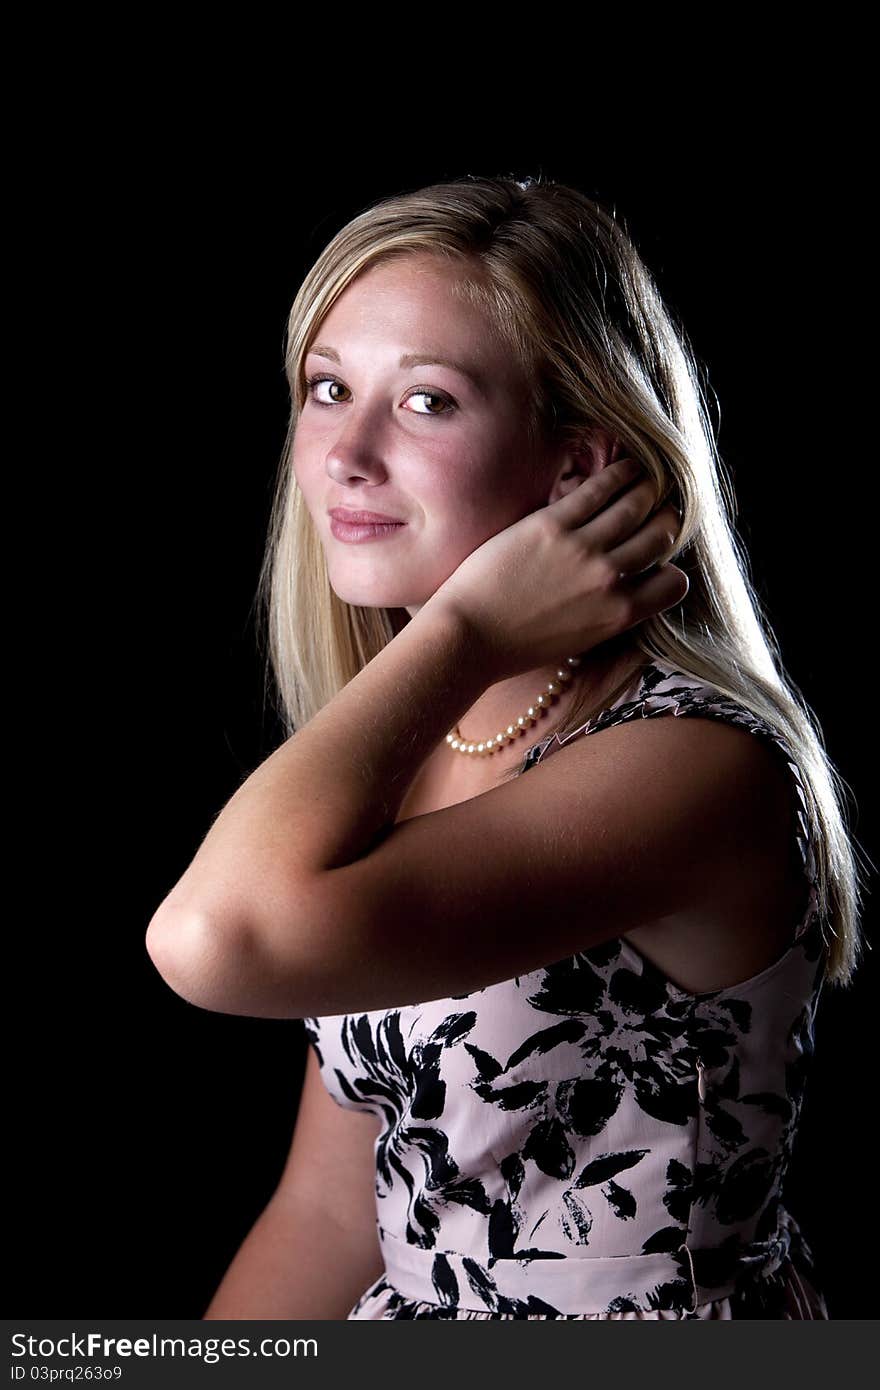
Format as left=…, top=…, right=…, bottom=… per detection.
left=202, top=1193, right=383, bottom=1321
left=148, top=459, right=654, bottom=938
left=147, top=599, right=484, bottom=959
left=145, top=463, right=701, bottom=1018
left=203, top=1048, right=384, bottom=1320
left=171, top=599, right=482, bottom=900
left=147, top=686, right=782, bottom=1021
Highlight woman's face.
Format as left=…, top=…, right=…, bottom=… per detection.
left=292, top=253, right=557, bottom=614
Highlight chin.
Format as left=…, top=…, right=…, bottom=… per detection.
left=329, top=577, right=429, bottom=610
left=326, top=556, right=441, bottom=611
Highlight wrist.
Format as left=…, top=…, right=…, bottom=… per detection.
left=409, top=594, right=493, bottom=688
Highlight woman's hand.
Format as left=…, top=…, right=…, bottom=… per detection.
left=425, top=457, right=688, bottom=681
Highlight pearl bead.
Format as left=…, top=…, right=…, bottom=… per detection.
left=447, top=656, right=581, bottom=757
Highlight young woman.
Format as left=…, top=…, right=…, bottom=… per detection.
left=147, top=176, right=867, bottom=1320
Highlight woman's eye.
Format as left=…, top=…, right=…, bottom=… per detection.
left=306, top=376, right=349, bottom=406
left=304, top=375, right=455, bottom=417
left=405, top=389, right=455, bottom=417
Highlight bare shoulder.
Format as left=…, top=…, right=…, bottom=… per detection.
left=275, top=710, right=808, bottom=1015
left=619, top=715, right=810, bottom=992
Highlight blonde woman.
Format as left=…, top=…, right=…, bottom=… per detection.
left=147, top=176, right=867, bottom=1320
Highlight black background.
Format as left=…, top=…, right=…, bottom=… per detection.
left=17, top=117, right=875, bottom=1320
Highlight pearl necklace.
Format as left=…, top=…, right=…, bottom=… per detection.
left=446, top=656, right=582, bottom=757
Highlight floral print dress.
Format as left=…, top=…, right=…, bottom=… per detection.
left=303, top=659, right=830, bottom=1319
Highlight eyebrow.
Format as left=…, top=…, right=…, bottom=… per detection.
left=307, top=344, right=487, bottom=396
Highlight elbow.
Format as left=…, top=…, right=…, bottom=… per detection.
left=145, top=901, right=309, bottom=1020
left=145, top=903, right=249, bottom=1015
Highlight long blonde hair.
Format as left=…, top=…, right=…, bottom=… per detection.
left=256, top=174, right=871, bottom=990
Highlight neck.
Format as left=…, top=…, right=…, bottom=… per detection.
left=389, top=602, right=644, bottom=768
left=453, top=632, right=643, bottom=753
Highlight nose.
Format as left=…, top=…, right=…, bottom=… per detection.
left=325, top=447, right=391, bottom=488
left=323, top=405, right=394, bottom=486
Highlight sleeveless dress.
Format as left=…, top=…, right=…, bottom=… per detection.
left=302, top=658, right=830, bottom=1319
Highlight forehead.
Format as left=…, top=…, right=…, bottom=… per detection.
left=312, top=254, right=514, bottom=369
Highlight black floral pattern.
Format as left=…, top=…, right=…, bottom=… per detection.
left=303, top=661, right=830, bottom=1319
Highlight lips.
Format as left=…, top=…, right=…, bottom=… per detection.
left=328, top=508, right=406, bottom=524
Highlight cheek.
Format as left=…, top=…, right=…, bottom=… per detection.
left=422, top=444, right=537, bottom=542
left=451, top=444, right=538, bottom=513
left=291, top=442, right=320, bottom=500
left=421, top=439, right=510, bottom=503
left=420, top=474, right=502, bottom=545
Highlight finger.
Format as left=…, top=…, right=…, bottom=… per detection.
left=550, top=456, right=645, bottom=528
left=611, top=504, right=682, bottom=576
left=571, top=472, right=661, bottom=554
left=617, top=563, right=690, bottom=629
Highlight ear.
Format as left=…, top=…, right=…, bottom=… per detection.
left=545, top=426, right=627, bottom=504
